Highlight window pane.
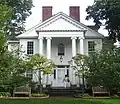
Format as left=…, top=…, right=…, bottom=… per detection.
left=27, top=41, right=34, bottom=54
left=58, top=43, right=64, bottom=55
left=88, top=41, right=95, bottom=53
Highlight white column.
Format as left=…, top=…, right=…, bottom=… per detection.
left=71, top=37, right=77, bottom=57
left=46, top=37, right=52, bottom=59
left=79, top=37, right=84, bottom=55
left=38, top=37, right=44, bottom=55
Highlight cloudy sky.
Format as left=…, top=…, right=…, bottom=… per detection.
left=25, top=0, right=108, bottom=36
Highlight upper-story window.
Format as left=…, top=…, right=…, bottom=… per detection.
left=58, top=43, right=65, bottom=56
left=27, top=41, right=34, bottom=55
left=88, top=41, right=95, bottom=54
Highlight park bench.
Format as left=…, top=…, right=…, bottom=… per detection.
left=13, top=86, right=31, bottom=97
left=92, top=86, right=110, bottom=97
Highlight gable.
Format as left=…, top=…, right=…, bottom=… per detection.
left=17, top=12, right=104, bottom=39
left=39, top=17, right=84, bottom=31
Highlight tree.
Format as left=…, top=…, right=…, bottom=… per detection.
left=0, top=4, right=12, bottom=38
left=85, top=46, right=120, bottom=92
left=0, top=0, right=33, bottom=39
left=0, top=35, right=29, bottom=95
left=86, top=0, right=120, bottom=41
left=0, top=51, right=29, bottom=95
left=26, top=54, right=55, bottom=93
left=72, top=54, right=89, bottom=95
left=0, top=4, right=29, bottom=96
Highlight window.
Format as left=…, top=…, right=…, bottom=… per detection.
left=27, top=41, right=34, bottom=54
left=58, top=43, right=65, bottom=56
left=26, top=70, right=33, bottom=79
left=88, top=41, right=95, bottom=54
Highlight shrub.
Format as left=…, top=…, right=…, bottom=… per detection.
left=111, top=94, right=120, bottom=98
left=0, top=92, right=11, bottom=97
left=31, top=93, right=48, bottom=97
left=82, top=93, right=90, bottom=97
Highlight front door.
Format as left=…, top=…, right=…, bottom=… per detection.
left=56, top=69, right=65, bottom=87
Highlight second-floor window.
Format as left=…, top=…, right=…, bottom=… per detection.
left=58, top=43, right=65, bottom=56
left=88, top=41, right=95, bottom=54
left=27, top=41, right=34, bottom=55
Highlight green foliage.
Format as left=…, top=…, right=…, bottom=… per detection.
left=31, top=93, right=48, bottom=97
left=0, top=36, right=28, bottom=94
left=0, top=2, right=30, bottom=95
left=85, top=46, right=120, bottom=91
left=26, top=54, right=55, bottom=93
left=0, top=0, right=33, bottom=39
left=26, top=54, right=55, bottom=74
left=72, top=54, right=89, bottom=95
left=86, top=0, right=120, bottom=41
left=0, top=92, right=11, bottom=97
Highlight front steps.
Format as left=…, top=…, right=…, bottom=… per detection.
left=46, top=87, right=81, bottom=96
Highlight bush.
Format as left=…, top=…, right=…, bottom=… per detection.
left=111, top=94, right=120, bottom=98
left=0, top=92, right=11, bottom=97
left=82, top=93, right=90, bottom=97
left=31, top=93, right=48, bottom=97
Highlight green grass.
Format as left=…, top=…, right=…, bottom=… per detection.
left=0, top=99, right=120, bottom=104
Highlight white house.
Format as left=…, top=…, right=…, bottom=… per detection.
left=8, top=6, right=103, bottom=88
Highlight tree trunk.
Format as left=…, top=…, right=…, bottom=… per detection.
left=38, top=69, right=42, bottom=93
left=78, top=76, right=81, bottom=89
left=82, top=73, right=85, bottom=96
left=46, top=74, right=48, bottom=85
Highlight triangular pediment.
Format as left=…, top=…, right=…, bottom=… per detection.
left=17, top=12, right=104, bottom=39
left=39, top=17, right=84, bottom=31
left=36, top=12, right=86, bottom=31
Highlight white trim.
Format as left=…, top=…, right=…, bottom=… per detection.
left=17, top=12, right=104, bottom=39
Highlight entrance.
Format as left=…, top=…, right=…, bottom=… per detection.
left=56, top=69, right=65, bottom=87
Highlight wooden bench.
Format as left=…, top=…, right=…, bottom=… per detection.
left=13, top=87, right=31, bottom=97
left=92, top=86, right=110, bottom=97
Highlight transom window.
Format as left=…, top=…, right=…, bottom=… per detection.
left=58, top=43, right=65, bottom=56
left=88, top=41, right=95, bottom=54
left=27, top=41, right=34, bottom=55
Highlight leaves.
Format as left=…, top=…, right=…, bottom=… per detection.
left=86, top=0, right=120, bottom=41
left=0, top=0, right=33, bottom=38
left=86, top=46, right=120, bottom=90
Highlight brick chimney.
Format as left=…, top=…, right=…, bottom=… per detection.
left=69, top=6, right=80, bottom=22
left=42, top=6, right=52, bottom=22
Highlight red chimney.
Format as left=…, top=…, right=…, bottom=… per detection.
left=42, top=6, right=52, bottom=22
left=69, top=6, right=80, bottom=22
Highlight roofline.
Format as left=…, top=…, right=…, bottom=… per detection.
left=7, top=40, right=19, bottom=43
left=36, top=30, right=86, bottom=32
left=35, top=12, right=104, bottom=37
left=17, top=36, right=38, bottom=39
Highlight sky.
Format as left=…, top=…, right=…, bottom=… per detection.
left=25, top=0, right=108, bottom=36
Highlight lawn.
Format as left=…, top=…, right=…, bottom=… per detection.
left=0, top=99, right=120, bottom=104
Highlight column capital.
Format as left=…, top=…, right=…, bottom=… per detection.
left=79, top=37, right=85, bottom=40
left=38, top=36, right=44, bottom=40
left=46, top=37, right=52, bottom=40
left=71, top=37, right=77, bottom=40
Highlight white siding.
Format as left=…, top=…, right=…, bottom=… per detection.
left=20, top=39, right=39, bottom=56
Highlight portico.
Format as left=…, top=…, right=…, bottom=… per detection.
left=38, top=33, right=85, bottom=60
